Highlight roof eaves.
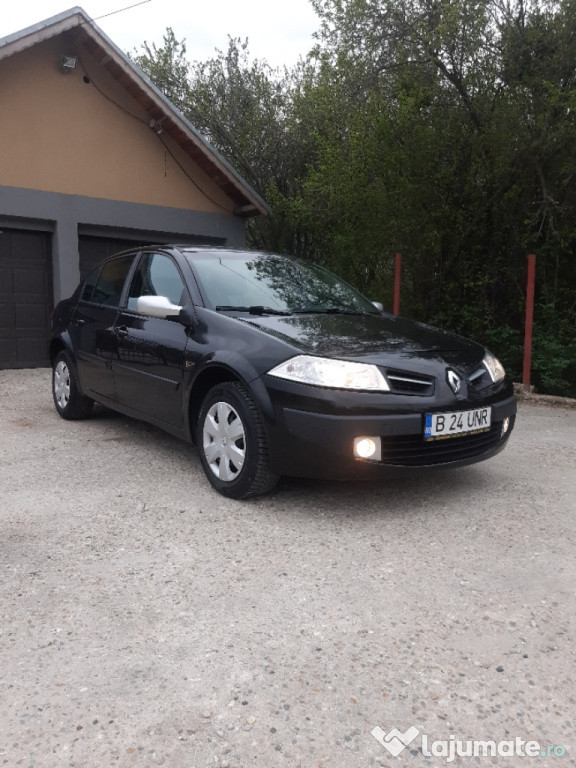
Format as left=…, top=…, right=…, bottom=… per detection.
left=0, top=7, right=87, bottom=58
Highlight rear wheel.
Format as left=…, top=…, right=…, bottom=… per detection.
left=52, top=351, right=93, bottom=420
left=197, top=381, right=278, bottom=499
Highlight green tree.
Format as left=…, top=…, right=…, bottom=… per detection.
left=135, top=33, right=308, bottom=252
left=133, top=28, right=192, bottom=109
left=307, top=0, right=576, bottom=394
left=133, top=4, right=576, bottom=394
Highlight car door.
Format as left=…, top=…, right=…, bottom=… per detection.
left=71, top=254, right=136, bottom=401
left=112, top=251, right=190, bottom=428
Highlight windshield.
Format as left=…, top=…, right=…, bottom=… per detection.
left=185, top=251, right=379, bottom=316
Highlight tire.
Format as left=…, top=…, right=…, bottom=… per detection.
left=52, top=351, right=94, bottom=420
left=197, top=381, right=279, bottom=499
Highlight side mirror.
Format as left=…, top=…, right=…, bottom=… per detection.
left=178, top=305, right=196, bottom=327
left=137, top=295, right=182, bottom=318
left=372, top=301, right=384, bottom=313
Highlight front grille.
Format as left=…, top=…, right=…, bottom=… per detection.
left=380, top=418, right=513, bottom=466
left=386, top=370, right=435, bottom=396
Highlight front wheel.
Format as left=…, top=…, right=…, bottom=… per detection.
left=52, top=351, right=93, bottom=420
left=197, top=381, right=279, bottom=499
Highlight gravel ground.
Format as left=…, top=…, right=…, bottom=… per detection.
left=1, top=369, right=574, bottom=768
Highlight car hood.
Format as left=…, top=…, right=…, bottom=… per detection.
left=238, top=312, right=484, bottom=368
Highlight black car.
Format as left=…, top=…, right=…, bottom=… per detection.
left=50, top=246, right=516, bottom=498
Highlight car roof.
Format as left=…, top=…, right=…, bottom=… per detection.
left=91, top=245, right=290, bottom=269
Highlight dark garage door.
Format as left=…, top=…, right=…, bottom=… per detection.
left=78, top=233, right=225, bottom=280
left=79, top=235, right=153, bottom=280
left=0, top=229, right=52, bottom=368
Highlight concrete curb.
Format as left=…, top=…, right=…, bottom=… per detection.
left=513, top=382, right=576, bottom=409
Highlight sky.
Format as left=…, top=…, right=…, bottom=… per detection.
left=2, top=0, right=321, bottom=68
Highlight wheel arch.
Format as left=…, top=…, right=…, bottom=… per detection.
left=185, top=361, right=275, bottom=443
left=49, top=338, right=66, bottom=365
left=187, top=365, right=239, bottom=442
left=49, top=333, right=73, bottom=365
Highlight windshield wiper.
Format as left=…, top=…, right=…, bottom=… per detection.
left=292, top=306, right=366, bottom=315
left=215, top=305, right=292, bottom=316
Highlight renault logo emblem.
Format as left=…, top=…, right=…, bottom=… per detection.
left=447, top=370, right=462, bottom=394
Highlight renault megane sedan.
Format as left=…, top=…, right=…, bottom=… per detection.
left=50, top=246, right=516, bottom=498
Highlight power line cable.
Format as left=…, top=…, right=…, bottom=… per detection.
left=82, top=0, right=152, bottom=26
left=75, top=53, right=236, bottom=214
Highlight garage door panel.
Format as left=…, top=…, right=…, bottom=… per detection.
left=0, top=229, right=52, bottom=368
left=13, top=269, right=47, bottom=294
left=9, top=230, right=46, bottom=252
left=0, top=303, right=14, bottom=326
left=0, top=338, right=16, bottom=360
left=78, top=233, right=222, bottom=279
left=0, top=266, right=12, bottom=290
left=15, top=303, right=48, bottom=328
left=79, top=235, right=153, bottom=279
left=17, top=336, right=49, bottom=362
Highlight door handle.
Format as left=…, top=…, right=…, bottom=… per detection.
left=115, top=326, right=129, bottom=338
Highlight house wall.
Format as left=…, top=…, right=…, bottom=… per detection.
left=0, top=36, right=234, bottom=214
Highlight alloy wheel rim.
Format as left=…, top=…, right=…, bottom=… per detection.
left=54, top=360, right=71, bottom=409
left=203, top=401, right=246, bottom=481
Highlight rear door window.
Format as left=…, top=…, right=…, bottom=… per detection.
left=80, top=266, right=101, bottom=303
left=89, top=255, right=135, bottom=306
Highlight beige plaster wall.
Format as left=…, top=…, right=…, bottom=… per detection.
left=0, top=36, right=234, bottom=214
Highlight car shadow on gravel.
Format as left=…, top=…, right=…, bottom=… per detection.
left=74, top=402, right=503, bottom=517
left=268, top=463, right=493, bottom=516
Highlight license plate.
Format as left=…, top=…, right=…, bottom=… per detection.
left=424, top=407, right=491, bottom=440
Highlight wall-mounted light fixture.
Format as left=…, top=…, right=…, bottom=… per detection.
left=149, top=119, right=164, bottom=135
left=60, top=55, right=77, bottom=73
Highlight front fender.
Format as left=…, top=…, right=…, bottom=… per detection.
left=183, top=350, right=277, bottom=442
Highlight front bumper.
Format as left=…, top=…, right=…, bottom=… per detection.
left=263, top=377, right=517, bottom=479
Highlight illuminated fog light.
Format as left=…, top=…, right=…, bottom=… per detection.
left=353, top=436, right=381, bottom=461
left=501, top=417, right=510, bottom=436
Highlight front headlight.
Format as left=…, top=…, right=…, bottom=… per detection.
left=268, top=355, right=390, bottom=391
left=483, top=351, right=506, bottom=383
